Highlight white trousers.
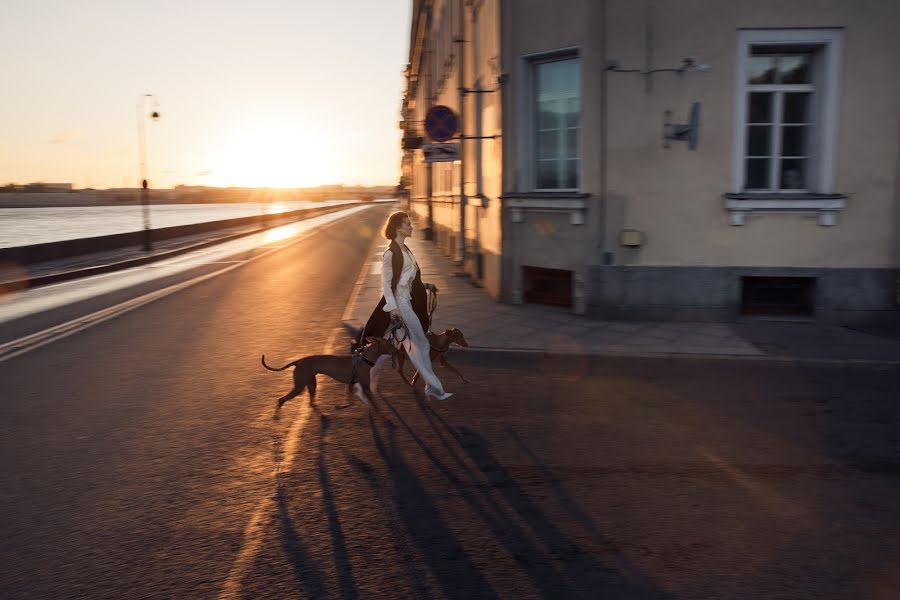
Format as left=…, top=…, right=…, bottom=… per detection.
left=387, top=295, right=446, bottom=397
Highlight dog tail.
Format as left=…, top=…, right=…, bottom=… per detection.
left=261, top=354, right=296, bottom=372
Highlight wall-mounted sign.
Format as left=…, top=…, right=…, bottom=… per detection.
left=425, top=105, right=459, bottom=142
left=423, top=143, right=460, bottom=162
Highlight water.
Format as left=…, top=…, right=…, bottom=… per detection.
left=0, top=200, right=361, bottom=248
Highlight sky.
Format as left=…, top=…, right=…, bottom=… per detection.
left=0, top=0, right=412, bottom=189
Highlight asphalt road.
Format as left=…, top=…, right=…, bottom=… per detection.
left=2, top=205, right=900, bottom=599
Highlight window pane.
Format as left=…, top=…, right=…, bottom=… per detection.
left=537, top=98, right=562, bottom=130
left=565, top=128, right=579, bottom=160
left=783, top=92, right=810, bottom=124
left=778, top=55, right=811, bottom=84
left=748, top=55, right=776, bottom=84
left=536, top=58, right=579, bottom=102
left=537, top=130, right=558, bottom=160
left=565, top=97, right=580, bottom=128
left=537, top=160, right=558, bottom=189
left=781, top=126, right=808, bottom=157
left=745, top=158, right=770, bottom=189
left=535, top=57, right=580, bottom=190
left=563, top=160, right=578, bottom=189
left=748, top=92, right=772, bottom=123
left=747, top=125, right=771, bottom=157
left=780, top=159, right=807, bottom=189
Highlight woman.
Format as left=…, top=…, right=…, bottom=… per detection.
left=358, top=211, right=453, bottom=401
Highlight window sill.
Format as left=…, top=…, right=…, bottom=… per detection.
left=501, top=192, right=590, bottom=225
left=722, top=193, right=847, bottom=226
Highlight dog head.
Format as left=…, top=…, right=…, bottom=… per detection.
left=363, top=336, right=396, bottom=357
left=445, top=328, right=469, bottom=347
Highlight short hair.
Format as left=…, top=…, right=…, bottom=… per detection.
left=383, top=211, right=409, bottom=240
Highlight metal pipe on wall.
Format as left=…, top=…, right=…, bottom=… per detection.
left=472, top=0, right=483, bottom=278
left=456, top=0, right=467, bottom=265
left=425, top=0, right=435, bottom=240
left=598, top=0, right=609, bottom=260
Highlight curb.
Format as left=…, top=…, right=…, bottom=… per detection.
left=452, top=346, right=900, bottom=367
left=1, top=204, right=358, bottom=291
left=339, top=321, right=900, bottom=367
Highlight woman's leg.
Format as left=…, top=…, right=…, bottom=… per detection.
left=396, top=298, right=448, bottom=398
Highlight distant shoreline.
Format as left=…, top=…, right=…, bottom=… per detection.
left=0, top=191, right=393, bottom=209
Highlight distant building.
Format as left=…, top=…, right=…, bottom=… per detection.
left=403, top=0, right=900, bottom=325
left=23, top=182, right=73, bottom=192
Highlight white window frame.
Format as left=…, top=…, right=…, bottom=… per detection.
left=516, top=48, right=582, bottom=193
left=731, top=29, right=843, bottom=195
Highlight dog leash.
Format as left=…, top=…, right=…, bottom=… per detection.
left=349, top=348, right=376, bottom=384
left=426, top=287, right=438, bottom=335
left=384, top=319, right=406, bottom=369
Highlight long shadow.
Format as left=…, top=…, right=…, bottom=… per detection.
left=348, top=440, right=434, bottom=599
left=506, top=427, right=606, bottom=543
left=378, top=395, right=580, bottom=598
left=453, top=424, right=673, bottom=599
left=317, top=414, right=360, bottom=600
left=369, top=407, right=500, bottom=600
left=277, top=486, right=327, bottom=598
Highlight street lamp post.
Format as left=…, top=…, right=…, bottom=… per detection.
left=137, top=93, right=160, bottom=251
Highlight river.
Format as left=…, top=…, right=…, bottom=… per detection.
left=0, top=200, right=362, bottom=248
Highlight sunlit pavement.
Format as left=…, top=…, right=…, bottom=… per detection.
left=0, top=204, right=898, bottom=598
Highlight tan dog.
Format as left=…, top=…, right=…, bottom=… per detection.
left=262, top=337, right=395, bottom=407
left=397, top=327, right=470, bottom=386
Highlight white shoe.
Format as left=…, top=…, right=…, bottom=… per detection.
left=429, top=391, right=453, bottom=401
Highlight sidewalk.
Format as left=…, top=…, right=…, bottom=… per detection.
left=344, top=225, right=900, bottom=365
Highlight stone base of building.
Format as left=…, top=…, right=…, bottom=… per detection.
left=589, top=266, right=900, bottom=326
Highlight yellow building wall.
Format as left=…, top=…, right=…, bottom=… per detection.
left=604, top=0, right=900, bottom=268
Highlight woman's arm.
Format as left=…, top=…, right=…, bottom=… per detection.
left=381, top=249, right=398, bottom=313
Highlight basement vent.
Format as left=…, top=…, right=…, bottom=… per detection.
left=741, top=276, right=815, bottom=317
left=523, top=266, right=573, bottom=308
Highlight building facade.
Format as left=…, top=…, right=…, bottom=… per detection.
left=402, top=0, right=900, bottom=325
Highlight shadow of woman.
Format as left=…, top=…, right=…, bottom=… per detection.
left=316, top=414, right=361, bottom=600
left=368, top=406, right=500, bottom=600
left=277, top=486, right=327, bottom=598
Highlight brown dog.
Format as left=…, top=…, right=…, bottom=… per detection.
left=396, top=327, right=470, bottom=386
left=262, top=337, right=395, bottom=407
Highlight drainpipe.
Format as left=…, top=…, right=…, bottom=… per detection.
left=598, top=0, right=609, bottom=261
left=455, top=0, right=467, bottom=266
left=425, top=1, right=435, bottom=240
left=472, top=1, right=483, bottom=277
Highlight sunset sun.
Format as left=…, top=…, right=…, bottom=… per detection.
left=209, top=119, right=338, bottom=188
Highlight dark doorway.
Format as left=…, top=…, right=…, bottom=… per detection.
left=523, top=266, right=573, bottom=307
left=741, top=276, right=815, bottom=316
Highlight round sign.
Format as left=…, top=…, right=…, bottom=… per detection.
left=425, top=105, right=459, bottom=142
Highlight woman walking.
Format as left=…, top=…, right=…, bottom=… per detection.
left=358, top=211, right=452, bottom=401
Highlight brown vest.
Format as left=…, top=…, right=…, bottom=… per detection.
left=388, top=239, right=420, bottom=292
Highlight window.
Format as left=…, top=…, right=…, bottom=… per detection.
left=744, top=51, right=815, bottom=190
left=534, top=57, right=581, bottom=190
left=733, top=30, right=842, bottom=195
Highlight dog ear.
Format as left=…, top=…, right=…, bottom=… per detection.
left=365, top=336, right=375, bottom=343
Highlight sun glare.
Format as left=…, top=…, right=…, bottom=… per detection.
left=209, top=120, right=337, bottom=188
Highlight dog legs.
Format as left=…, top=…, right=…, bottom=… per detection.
left=439, top=354, right=469, bottom=383
left=277, top=371, right=316, bottom=408
left=396, top=351, right=415, bottom=387
left=307, top=377, right=317, bottom=405
left=277, top=384, right=304, bottom=408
